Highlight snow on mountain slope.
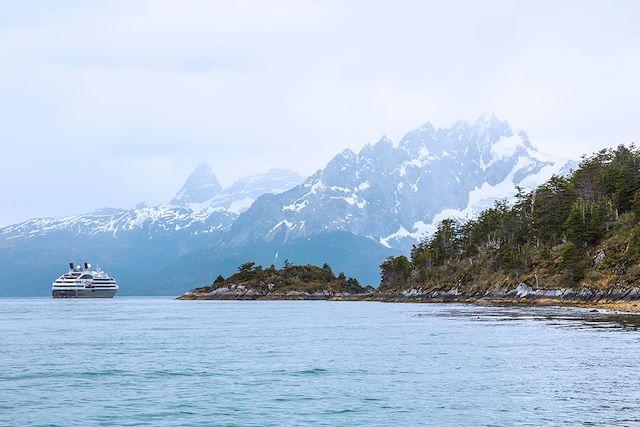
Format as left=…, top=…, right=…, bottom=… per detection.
left=0, top=165, right=306, bottom=296
left=0, top=206, right=233, bottom=242
left=185, top=169, right=306, bottom=214
left=1, top=115, right=576, bottom=295
left=1, top=167, right=305, bottom=244
left=225, top=114, right=576, bottom=251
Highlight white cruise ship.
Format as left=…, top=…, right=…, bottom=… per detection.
left=52, top=262, right=118, bottom=298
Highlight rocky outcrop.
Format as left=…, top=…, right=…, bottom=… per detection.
left=180, top=281, right=640, bottom=311
left=367, top=284, right=640, bottom=303
left=179, top=284, right=354, bottom=300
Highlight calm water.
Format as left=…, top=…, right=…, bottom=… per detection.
left=1, top=298, right=640, bottom=426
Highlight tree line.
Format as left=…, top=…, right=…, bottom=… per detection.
left=380, top=144, right=640, bottom=290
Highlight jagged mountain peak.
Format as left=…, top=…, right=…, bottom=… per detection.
left=225, top=115, right=573, bottom=254
left=476, top=111, right=498, bottom=124
left=474, top=112, right=512, bottom=133
left=171, top=162, right=222, bottom=206
left=418, top=122, right=435, bottom=133
left=189, top=162, right=216, bottom=179
left=377, top=134, right=393, bottom=145
left=397, top=114, right=530, bottom=162
left=340, top=148, right=357, bottom=158
left=359, top=135, right=399, bottom=164
left=372, top=135, right=395, bottom=152
left=326, top=148, right=357, bottom=169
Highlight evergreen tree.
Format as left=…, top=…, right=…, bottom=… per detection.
left=557, top=242, right=584, bottom=283
left=380, top=256, right=411, bottom=289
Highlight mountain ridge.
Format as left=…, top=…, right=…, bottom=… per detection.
left=0, top=167, right=306, bottom=296
left=217, top=115, right=575, bottom=252
left=146, top=115, right=576, bottom=293
left=1, top=115, right=576, bottom=295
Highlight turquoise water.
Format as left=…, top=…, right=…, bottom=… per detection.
left=1, top=298, right=640, bottom=426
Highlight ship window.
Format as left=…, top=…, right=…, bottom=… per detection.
left=79, top=274, right=93, bottom=280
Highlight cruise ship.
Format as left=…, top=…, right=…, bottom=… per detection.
left=52, top=262, right=118, bottom=298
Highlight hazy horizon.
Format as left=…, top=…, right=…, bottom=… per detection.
left=2, top=1, right=639, bottom=226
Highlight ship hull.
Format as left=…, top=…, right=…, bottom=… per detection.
left=52, top=288, right=117, bottom=298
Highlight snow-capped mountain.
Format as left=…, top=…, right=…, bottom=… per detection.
left=0, top=206, right=233, bottom=242
left=0, top=114, right=576, bottom=295
left=0, top=166, right=305, bottom=296
left=1, top=167, right=306, bottom=243
left=177, top=168, right=306, bottom=214
left=170, top=162, right=222, bottom=206
left=143, top=114, right=575, bottom=293
left=223, top=114, right=575, bottom=251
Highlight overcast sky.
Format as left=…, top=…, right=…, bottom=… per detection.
left=1, top=0, right=639, bottom=226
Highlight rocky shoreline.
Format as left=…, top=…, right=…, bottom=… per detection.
left=177, top=283, right=640, bottom=313
left=177, top=283, right=358, bottom=301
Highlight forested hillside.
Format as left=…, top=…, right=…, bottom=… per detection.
left=380, top=145, right=640, bottom=294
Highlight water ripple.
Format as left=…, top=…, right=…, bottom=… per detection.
left=1, top=298, right=640, bottom=426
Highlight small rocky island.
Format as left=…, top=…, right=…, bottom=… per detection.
left=178, top=261, right=370, bottom=300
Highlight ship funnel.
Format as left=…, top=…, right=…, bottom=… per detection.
left=84, top=262, right=89, bottom=270
left=69, top=262, right=74, bottom=271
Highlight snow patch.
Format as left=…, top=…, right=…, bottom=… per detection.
left=341, top=196, right=367, bottom=209
left=490, top=135, right=522, bottom=161
left=228, top=197, right=255, bottom=214
left=380, top=221, right=433, bottom=247
left=356, top=181, right=370, bottom=191
left=268, top=219, right=293, bottom=234
left=283, top=199, right=309, bottom=212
